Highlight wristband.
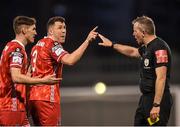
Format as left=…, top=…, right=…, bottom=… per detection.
left=111, top=42, right=116, bottom=48
left=111, top=43, right=114, bottom=48
left=153, top=103, right=160, bottom=107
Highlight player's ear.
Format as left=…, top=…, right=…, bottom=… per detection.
left=49, top=30, right=53, bottom=35
left=48, top=26, right=53, bottom=35
left=21, top=26, right=27, bottom=35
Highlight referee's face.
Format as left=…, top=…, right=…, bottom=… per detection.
left=133, top=23, right=144, bottom=45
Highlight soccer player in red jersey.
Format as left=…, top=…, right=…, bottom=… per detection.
left=28, top=16, right=98, bottom=126
left=0, top=16, right=61, bottom=126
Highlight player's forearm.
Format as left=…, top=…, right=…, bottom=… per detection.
left=113, top=44, right=139, bottom=58
left=153, top=77, right=166, bottom=104
left=65, top=40, right=89, bottom=65
left=11, top=73, right=43, bottom=85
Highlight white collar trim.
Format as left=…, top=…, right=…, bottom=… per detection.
left=12, top=39, right=25, bottom=48
left=44, top=36, right=54, bottom=41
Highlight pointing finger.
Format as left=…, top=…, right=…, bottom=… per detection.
left=91, top=26, right=98, bottom=32
left=98, top=33, right=105, bottom=39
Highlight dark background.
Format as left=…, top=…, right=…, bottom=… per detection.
left=1, top=0, right=180, bottom=87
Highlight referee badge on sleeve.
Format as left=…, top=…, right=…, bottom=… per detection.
left=155, top=50, right=168, bottom=63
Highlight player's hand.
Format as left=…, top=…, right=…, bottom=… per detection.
left=85, top=26, right=98, bottom=43
left=42, top=74, right=62, bottom=84
left=98, top=34, right=113, bottom=47
left=150, top=106, right=160, bottom=121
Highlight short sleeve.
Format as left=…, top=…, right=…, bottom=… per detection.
left=10, top=47, right=24, bottom=68
left=154, top=44, right=169, bottom=68
left=50, top=42, right=68, bottom=62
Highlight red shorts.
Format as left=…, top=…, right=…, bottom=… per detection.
left=0, top=110, right=30, bottom=126
left=29, top=100, right=61, bottom=126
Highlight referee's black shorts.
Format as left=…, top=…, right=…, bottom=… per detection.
left=134, top=91, right=173, bottom=126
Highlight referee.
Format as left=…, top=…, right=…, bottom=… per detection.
left=98, top=15, right=173, bottom=126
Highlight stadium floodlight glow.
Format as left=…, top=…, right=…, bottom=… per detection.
left=94, top=82, right=107, bottom=95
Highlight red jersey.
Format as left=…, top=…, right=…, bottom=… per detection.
left=0, top=40, right=28, bottom=111
left=29, top=37, right=68, bottom=103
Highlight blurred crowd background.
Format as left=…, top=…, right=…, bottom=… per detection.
left=0, top=0, right=180, bottom=87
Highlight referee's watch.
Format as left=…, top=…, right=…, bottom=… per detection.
left=153, top=103, right=160, bottom=107
left=111, top=42, right=116, bottom=48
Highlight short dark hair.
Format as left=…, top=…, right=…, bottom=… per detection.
left=47, top=16, right=65, bottom=30
left=13, top=16, right=36, bottom=34
left=132, top=16, right=155, bottom=35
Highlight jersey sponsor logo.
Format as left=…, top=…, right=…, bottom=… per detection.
left=155, top=50, right=168, bottom=63
left=52, top=44, right=64, bottom=56
left=11, top=48, right=23, bottom=64
left=55, top=48, right=64, bottom=56
left=12, top=56, right=23, bottom=64
left=11, top=48, right=23, bottom=57
left=52, top=44, right=62, bottom=52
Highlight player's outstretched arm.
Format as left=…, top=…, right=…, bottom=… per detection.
left=61, top=26, right=98, bottom=65
left=10, top=67, right=62, bottom=85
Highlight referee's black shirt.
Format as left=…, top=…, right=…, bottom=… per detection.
left=138, top=37, right=171, bottom=94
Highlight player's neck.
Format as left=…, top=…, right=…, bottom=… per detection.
left=47, top=35, right=58, bottom=42
left=15, top=34, right=28, bottom=47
